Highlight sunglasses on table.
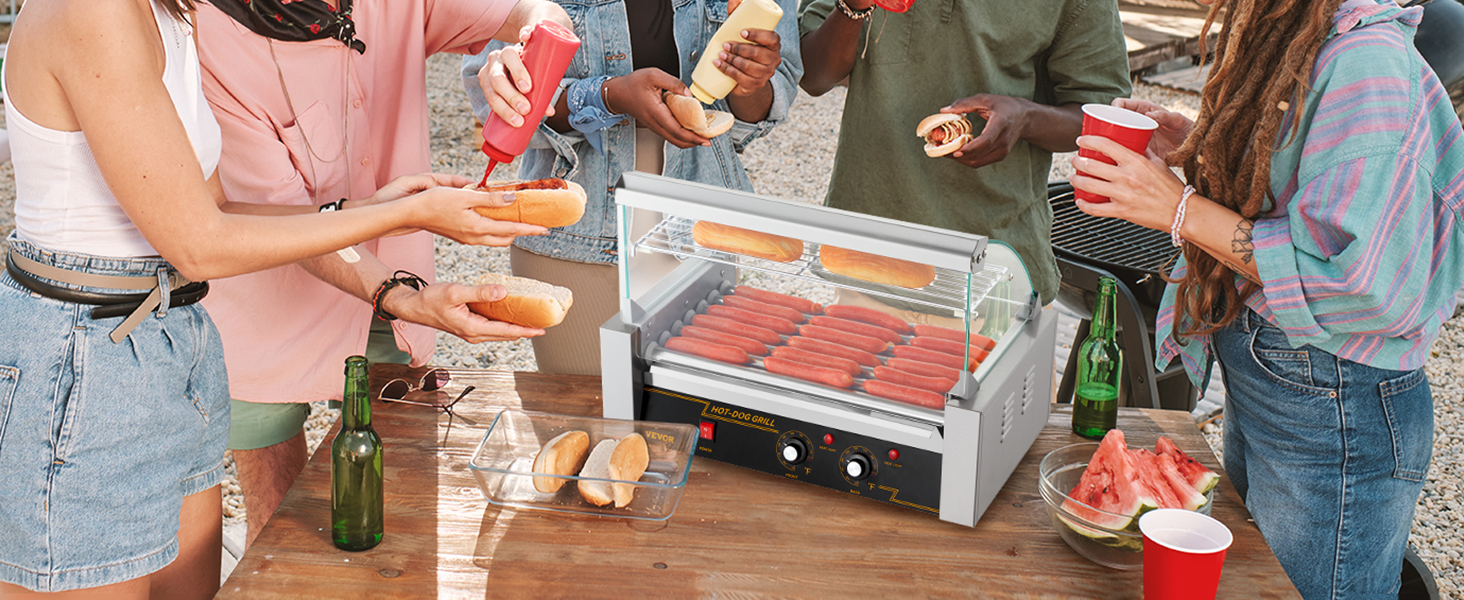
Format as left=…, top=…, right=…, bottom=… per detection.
left=378, top=368, right=476, bottom=438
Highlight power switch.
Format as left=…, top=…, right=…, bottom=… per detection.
left=699, top=421, right=716, bottom=441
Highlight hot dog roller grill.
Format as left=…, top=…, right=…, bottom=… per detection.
left=600, top=173, right=1057, bottom=527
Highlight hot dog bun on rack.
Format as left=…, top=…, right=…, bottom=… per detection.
left=664, top=91, right=735, bottom=138
left=576, top=433, right=651, bottom=508
left=819, top=245, right=936, bottom=289
left=692, top=221, right=804, bottom=262
left=467, top=179, right=587, bottom=228
left=468, top=273, right=574, bottom=328
left=915, top=113, right=973, bottom=157
left=531, top=430, right=591, bottom=493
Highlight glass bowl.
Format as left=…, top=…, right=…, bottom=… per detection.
left=469, top=409, right=698, bottom=521
left=1037, top=442, right=1214, bottom=570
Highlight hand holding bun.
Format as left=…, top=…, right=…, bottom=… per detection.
left=663, top=91, right=735, bottom=138
left=468, top=273, right=573, bottom=328
left=466, top=179, right=587, bottom=228
left=692, top=221, right=804, bottom=262
left=820, top=245, right=936, bottom=289
left=916, top=113, right=973, bottom=157
left=531, top=430, right=590, bottom=493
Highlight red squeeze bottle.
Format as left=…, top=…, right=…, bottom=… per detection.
left=479, top=21, right=581, bottom=186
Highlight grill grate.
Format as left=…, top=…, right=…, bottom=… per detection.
left=1050, top=190, right=1179, bottom=275
left=634, top=216, right=1010, bottom=314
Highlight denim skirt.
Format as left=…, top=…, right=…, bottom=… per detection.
left=1214, top=309, right=1432, bottom=599
left=0, top=238, right=230, bottom=592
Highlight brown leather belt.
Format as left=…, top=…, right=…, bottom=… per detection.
left=6, top=252, right=208, bottom=343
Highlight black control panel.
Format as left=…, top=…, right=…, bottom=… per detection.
left=642, top=386, right=941, bottom=516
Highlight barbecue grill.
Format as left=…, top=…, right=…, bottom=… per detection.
left=1048, top=181, right=1196, bottom=411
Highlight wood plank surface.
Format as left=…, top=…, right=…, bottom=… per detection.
left=220, top=365, right=1297, bottom=598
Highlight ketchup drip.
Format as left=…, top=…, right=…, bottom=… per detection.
left=478, top=158, right=499, bottom=188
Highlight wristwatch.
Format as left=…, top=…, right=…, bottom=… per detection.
left=836, top=0, right=875, bottom=20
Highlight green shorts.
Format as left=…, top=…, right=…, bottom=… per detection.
left=227, top=319, right=410, bottom=450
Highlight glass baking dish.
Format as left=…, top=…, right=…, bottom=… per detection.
left=469, top=409, right=698, bottom=520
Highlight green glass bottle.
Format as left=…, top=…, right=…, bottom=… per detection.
left=331, top=355, right=383, bottom=551
left=1072, top=277, right=1123, bottom=439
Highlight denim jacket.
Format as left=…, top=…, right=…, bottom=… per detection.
left=462, top=0, right=803, bottom=264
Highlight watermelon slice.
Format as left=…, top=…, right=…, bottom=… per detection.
left=1061, top=430, right=1158, bottom=534
left=1136, top=449, right=1209, bottom=511
left=1156, top=436, right=1220, bottom=495
left=1131, top=449, right=1186, bottom=510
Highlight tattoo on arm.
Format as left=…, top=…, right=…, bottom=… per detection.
left=1224, top=219, right=1260, bottom=284
left=1231, top=219, right=1255, bottom=265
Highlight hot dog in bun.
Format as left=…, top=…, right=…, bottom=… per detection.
left=916, top=113, right=972, bottom=157
left=664, top=90, right=735, bottom=138
left=468, top=273, right=574, bottom=329
left=467, top=179, right=587, bottom=228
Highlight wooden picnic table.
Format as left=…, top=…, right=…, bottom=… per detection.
left=219, top=365, right=1297, bottom=598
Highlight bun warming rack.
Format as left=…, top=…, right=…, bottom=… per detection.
left=600, top=173, right=1058, bottom=527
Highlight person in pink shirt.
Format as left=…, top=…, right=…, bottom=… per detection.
left=196, top=0, right=571, bottom=547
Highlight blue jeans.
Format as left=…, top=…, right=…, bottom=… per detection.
left=1214, top=309, right=1432, bottom=599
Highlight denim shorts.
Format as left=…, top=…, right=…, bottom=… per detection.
left=1214, top=309, right=1432, bottom=599
left=0, top=239, right=230, bottom=592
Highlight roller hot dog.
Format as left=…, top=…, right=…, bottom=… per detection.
left=872, top=366, right=956, bottom=394
left=823, top=305, right=912, bottom=334
left=798, top=324, right=888, bottom=355
left=891, top=345, right=976, bottom=372
left=808, top=316, right=902, bottom=345
left=910, top=336, right=991, bottom=364
left=886, top=357, right=962, bottom=381
left=690, top=314, right=782, bottom=346
left=786, top=336, right=880, bottom=367
left=721, top=295, right=807, bottom=324
left=679, top=325, right=768, bottom=356
left=763, top=356, right=855, bottom=389
left=911, top=324, right=997, bottom=351
left=769, top=346, right=862, bottom=377
left=863, top=379, right=946, bottom=409
left=707, top=305, right=799, bottom=336
left=733, top=286, right=823, bottom=315
left=664, top=337, right=750, bottom=365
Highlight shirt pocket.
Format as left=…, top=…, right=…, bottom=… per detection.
left=1378, top=367, right=1432, bottom=482
left=277, top=100, right=347, bottom=196
left=556, top=0, right=602, bottom=79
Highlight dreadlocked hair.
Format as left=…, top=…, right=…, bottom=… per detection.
left=1164, top=0, right=1342, bottom=340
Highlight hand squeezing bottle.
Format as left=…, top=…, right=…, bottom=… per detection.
left=687, top=0, right=784, bottom=104
left=479, top=21, right=582, bottom=186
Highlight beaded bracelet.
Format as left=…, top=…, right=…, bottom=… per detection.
left=371, top=271, right=426, bottom=322
left=1171, top=185, right=1196, bottom=248
left=836, top=0, right=875, bottom=20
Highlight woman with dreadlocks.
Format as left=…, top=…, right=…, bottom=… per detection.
left=1071, top=0, right=1464, bottom=596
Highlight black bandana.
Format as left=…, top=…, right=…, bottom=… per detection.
left=208, top=0, right=366, bottom=54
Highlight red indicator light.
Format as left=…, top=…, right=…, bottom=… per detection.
left=888, top=449, right=900, bottom=461
left=823, top=433, right=834, bottom=445
left=699, top=421, right=716, bottom=441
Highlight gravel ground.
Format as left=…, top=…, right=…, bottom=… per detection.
left=0, top=52, right=1456, bottom=594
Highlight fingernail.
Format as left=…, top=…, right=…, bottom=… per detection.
left=501, top=192, right=516, bottom=205
left=515, top=100, right=530, bottom=113
left=518, top=80, right=530, bottom=91
left=713, top=60, right=722, bottom=68
left=724, top=42, right=732, bottom=51
left=719, top=52, right=729, bottom=61
left=741, top=30, right=749, bottom=38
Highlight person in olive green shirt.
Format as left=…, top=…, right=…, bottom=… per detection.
left=800, top=0, right=1131, bottom=305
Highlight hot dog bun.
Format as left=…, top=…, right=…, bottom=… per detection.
left=609, top=433, right=649, bottom=508
left=531, top=430, right=591, bottom=493
left=577, top=439, right=619, bottom=507
left=819, top=245, right=936, bottom=289
left=576, top=433, right=651, bottom=508
left=468, top=273, right=573, bottom=328
left=692, top=221, right=804, bottom=262
left=467, top=179, right=587, bottom=228
left=664, top=91, right=735, bottom=137
left=916, top=113, right=972, bottom=157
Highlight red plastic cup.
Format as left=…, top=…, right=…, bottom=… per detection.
left=1140, top=509, right=1234, bottom=600
left=1073, top=103, right=1159, bottom=203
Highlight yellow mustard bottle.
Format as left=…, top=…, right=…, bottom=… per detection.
left=688, top=0, right=785, bottom=104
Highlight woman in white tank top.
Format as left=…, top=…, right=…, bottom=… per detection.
left=0, top=0, right=548, bottom=596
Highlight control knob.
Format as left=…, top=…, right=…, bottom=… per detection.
left=842, top=451, right=874, bottom=480
left=779, top=437, right=810, bottom=465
